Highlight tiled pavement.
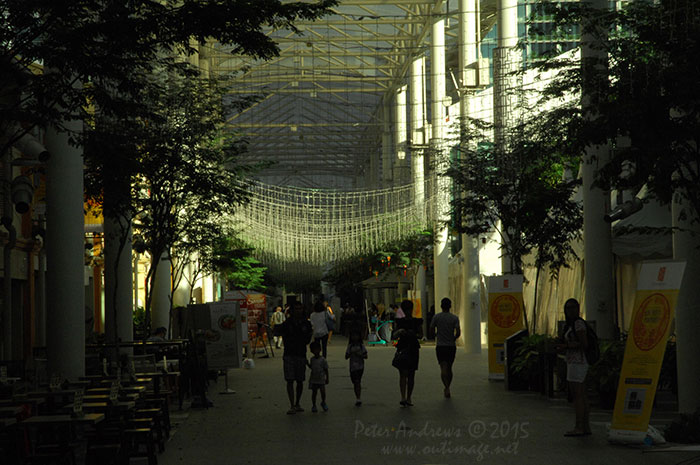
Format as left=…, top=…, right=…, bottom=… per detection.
left=158, top=336, right=697, bottom=465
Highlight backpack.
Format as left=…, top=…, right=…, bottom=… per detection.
left=576, top=318, right=600, bottom=364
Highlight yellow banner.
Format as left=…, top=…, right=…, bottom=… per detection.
left=487, top=275, right=525, bottom=379
left=609, top=261, right=686, bottom=443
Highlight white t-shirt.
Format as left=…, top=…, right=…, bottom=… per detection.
left=309, top=311, right=329, bottom=338
left=430, top=311, right=461, bottom=346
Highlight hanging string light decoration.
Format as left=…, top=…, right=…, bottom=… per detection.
left=229, top=176, right=436, bottom=273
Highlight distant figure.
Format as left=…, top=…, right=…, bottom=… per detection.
left=557, top=298, right=591, bottom=436
left=271, top=306, right=286, bottom=349
left=392, top=300, right=420, bottom=407
left=324, top=301, right=335, bottom=343
left=307, top=341, right=329, bottom=412
left=280, top=302, right=313, bottom=414
left=310, top=301, right=330, bottom=358
left=147, top=327, right=167, bottom=342
left=394, top=303, right=406, bottom=319
left=430, top=297, right=461, bottom=398
left=345, top=330, right=368, bottom=406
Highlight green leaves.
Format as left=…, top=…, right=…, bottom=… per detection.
left=446, top=114, right=582, bottom=276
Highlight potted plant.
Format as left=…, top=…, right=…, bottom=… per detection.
left=512, top=334, right=558, bottom=393
left=586, top=337, right=626, bottom=409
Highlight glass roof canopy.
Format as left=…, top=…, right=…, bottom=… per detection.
left=206, top=0, right=498, bottom=189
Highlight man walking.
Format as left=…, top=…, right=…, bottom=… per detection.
left=280, top=302, right=312, bottom=414
left=429, top=297, right=461, bottom=398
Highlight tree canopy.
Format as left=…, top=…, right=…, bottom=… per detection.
left=1, top=0, right=335, bottom=147
left=446, top=114, right=583, bottom=276
left=529, top=0, right=700, bottom=223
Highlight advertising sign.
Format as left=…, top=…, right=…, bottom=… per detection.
left=224, top=290, right=268, bottom=340
left=609, top=261, right=686, bottom=443
left=487, top=275, right=525, bottom=380
left=207, top=301, right=241, bottom=369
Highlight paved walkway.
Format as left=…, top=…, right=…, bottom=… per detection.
left=160, top=336, right=695, bottom=465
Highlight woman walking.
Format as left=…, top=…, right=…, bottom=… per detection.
left=392, top=299, right=420, bottom=407
left=310, top=301, right=330, bottom=358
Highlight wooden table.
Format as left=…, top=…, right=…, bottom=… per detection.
left=0, top=417, right=16, bottom=428
left=21, top=413, right=105, bottom=426
left=21, top=413, right=105, bottom=456
left=62, top=401, right=135, bottom=415
left=0, top=405, right=22, bottom=418
left=135, top=371, right=180, bottom=396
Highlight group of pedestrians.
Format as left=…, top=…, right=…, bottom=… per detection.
left=275, top=297, right=461, bottom=414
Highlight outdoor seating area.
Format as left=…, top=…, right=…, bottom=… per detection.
left=0, top=338, right=213, bottom=465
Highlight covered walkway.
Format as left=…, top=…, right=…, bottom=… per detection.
left=160, top=337, right=690, bottom=465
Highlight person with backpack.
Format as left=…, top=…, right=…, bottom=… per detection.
left=557, top=298, right=592, bottom=437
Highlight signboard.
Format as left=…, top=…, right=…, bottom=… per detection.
left=487, top=275, right=525, bottom=380
left=206, top=301, right=242, bottom=369
left=224, top=290, right=269, bottom=345
left=609, top=261, right=686, bottom=443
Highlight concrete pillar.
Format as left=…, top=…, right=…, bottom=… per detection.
left=1, top=156, right=15, bottom=359
left=150, top=252, right=172, bottom=331
left=431, top=4, right=449, bottom=314
left=411, top=55, right=427, bottom=220
left=458, top=0, right=482, bottom=353
left=410, top=55, right=428, bottom=321
left=494, top=0, right=519, bottom=274
left=45, top=114, right=85, bottom=380
left=371, top=288, right=380, bottom=308
left=104, top=216, right=134, bottom=346
left=581, top=0, right=615, bottom=339
left=393, top=85, right=408, bottom=184
left=36, top=237, right=47, bottom=347
left=672, top=186, right=700, bottom=413
left=381, top=99, right=393, bottom=185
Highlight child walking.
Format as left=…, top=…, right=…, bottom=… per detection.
left=308, top=341, right=329, bottom=412
left=345, top=331, right=368, bottom=406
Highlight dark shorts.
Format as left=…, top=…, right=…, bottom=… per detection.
left=283, top=355, right=306, bottom=382
left=350, top=369, right=364, bottom=384
left=436, top=345, right=457, bottom=364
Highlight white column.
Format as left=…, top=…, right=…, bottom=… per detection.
left=458, top=0, right=482, bottom=353
left=494, top=0, right=519, bottom=274
left=150, top=252, right=172, bottom=331
left=581, top=0, right=615, bottom=339
left=36, top=235, right=47, bottom=347
left=104, top=216, right=134, bottom=345
left=673, top=184, right=700, bottom=413
left=393, top=85, right=408, bottom=184
left=410, top=56, right=428, bottom=319
left=431, top=4, right=449, bottom=314
left=45, top=113, right=85, bottom=380
left=381, top=99, right=393, bottom=185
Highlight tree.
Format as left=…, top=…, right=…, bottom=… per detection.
left=211, top=236, right=267, bottom=292
left=126, top=75, right=256, bottom=330
left=2, top=0, right=335, bottom=145
left=3, top=0, right=335, bottom=347
left=446, top=116, right=583, bottom=277
left=530, top=0, right=700, bottom=221
left=322, top=229, right=433, bottom=307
